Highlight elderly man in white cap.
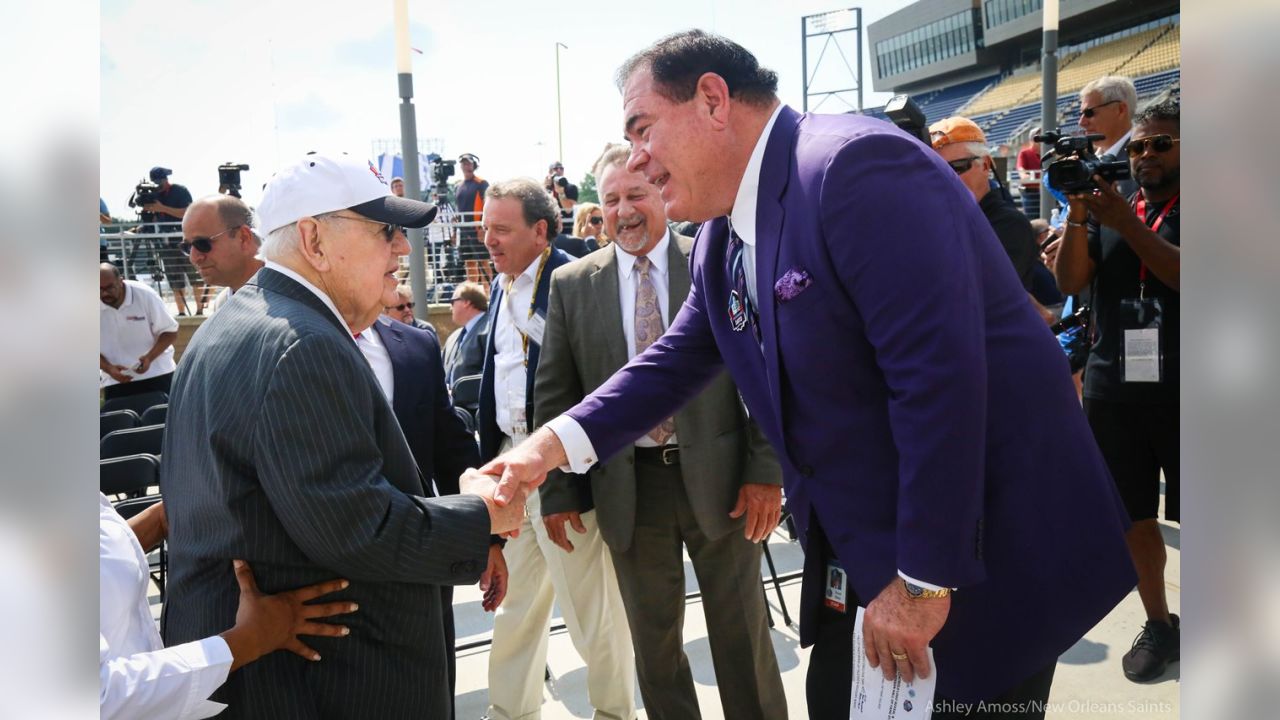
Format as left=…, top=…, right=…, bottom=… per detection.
left=159, top=152, right=525, bottom=719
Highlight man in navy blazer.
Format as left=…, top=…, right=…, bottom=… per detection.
left=480, top=31, right=1137, bottom=718
left=365, top=315, right=506, bottom=719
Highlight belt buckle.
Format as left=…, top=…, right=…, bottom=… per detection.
left=661, top=446, right=679, bottom=465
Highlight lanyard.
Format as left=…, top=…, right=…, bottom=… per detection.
left=503, top=247, right=552, bottom=366
left=1132, top=193, right=1178, bottom=298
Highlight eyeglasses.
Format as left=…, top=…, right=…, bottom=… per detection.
left=181, top=225, right=241, bottom=254
left=1080, top=99, right=1120, bottom=119
left=947, top=156, right=982, bottom=174
left=589, top=217, right=604, bottom=226
left=449, top=297, right=466, bottom=304
left=388, top=302, right=415, bottom=311
left=328, top=214, right=403, bottom=242
left=1124, top=134, right=1180, bottom=158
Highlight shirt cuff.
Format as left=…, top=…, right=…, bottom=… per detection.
left=898, top=570, right=956, bottom=592
left=172, top=636, right=234, bottom=719
left=544, top=415, right=598, bottom=474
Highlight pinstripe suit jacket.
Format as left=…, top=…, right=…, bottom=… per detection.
left=160, top=267, right=491, bottom=719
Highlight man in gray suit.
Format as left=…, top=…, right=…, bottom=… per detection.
left=443, top=280, right=490, bottom=387
left=533, top=144, right=788, bottom=719
left=160, top=152, right=525, bottom=719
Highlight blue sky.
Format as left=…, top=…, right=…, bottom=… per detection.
left=101, top=0, right=905, bottom=214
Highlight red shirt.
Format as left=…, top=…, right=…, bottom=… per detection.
left=1016, top=147, right=1042, bottom=188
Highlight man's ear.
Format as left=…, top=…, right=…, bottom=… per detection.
left=695, top=72, right=731, bottom=130
left=296, top=218, right=331, bottom=273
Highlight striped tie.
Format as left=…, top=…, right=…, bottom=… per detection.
left=727, top=227, right=761, bottom=343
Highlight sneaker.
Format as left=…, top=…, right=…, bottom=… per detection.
left=1122, top=613, right=1180, bottom=681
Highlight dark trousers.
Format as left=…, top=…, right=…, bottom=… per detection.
left=102, top=372, right=172, bottom=401
left=609, top=458, right=787, bottom=720
left=441, top=585, right=455, bottom=720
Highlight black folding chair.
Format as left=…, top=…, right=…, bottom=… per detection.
left=101, top=390, right=169, bottom=418
left=140, top=403, right=168, bottom=426
left=101, top=424, right=166, bottom=460
left=100, top=409, right=140, bottom=438
left=112, top=495, right=167, bottom=600
left=450, top=374, right=481, bottom=411
left=101, top=453, right=160, bottom=499
left=453, top=405, right=478, bottom=435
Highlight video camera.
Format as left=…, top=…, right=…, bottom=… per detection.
left=127, top=179, right=162, bottom=210
left=218, top=162, right=250, bottom=198
left=1034, top=131, right=1130, bottom=194
left=431, top=159, right=455, bottom=195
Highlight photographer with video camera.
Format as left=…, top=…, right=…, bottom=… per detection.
left=1054, top=100, right=1181, bottom=685
left=455, top=153, right=490, bottom=285
left=132, top=166, right=202, bottom=315
left=545, top=160, right=578, bottom=233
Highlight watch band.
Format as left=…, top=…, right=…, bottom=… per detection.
left=902, top=579, right=951, bottom=599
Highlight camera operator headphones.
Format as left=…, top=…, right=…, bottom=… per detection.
left=458, top=153, right=479, bottom=169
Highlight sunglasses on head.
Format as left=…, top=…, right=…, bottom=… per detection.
left=388, top=302, right=415, bottom=311
left=181, top=225, right=241, bottom=254
left=1125, top=134, right=1180, bottom=158
left=947, top=156, right=982, bottom=174
left=1080, top=99, right=1120, bottom=118
left=589, top=217, right=603, bottom=226
left=329, top=214, right=403, bottom=242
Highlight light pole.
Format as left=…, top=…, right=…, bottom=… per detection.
left=394, top=0, right=428, bottom=316
left=1039, top=0, right=1059, bottom=220
left=555, top=42, right=567, bottom=164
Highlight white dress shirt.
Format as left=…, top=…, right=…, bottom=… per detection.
left=492, top=252, right=546, bottom=438
left=1102, top=128, right=1134, bottom=160
left=614, top=230, right=677, bottom=448
left=100, top=280, right=179, bottom=386
left=546, top=106, right=950, bottom=590
left=355, top=319, right=395, bottom=402
left=100, top=494, right=233, bottom=720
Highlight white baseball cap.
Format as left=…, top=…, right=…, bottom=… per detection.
left=255, top=151, right=437, bottom=234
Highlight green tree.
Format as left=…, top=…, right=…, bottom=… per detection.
left=578, top=173, right=599, bottom=203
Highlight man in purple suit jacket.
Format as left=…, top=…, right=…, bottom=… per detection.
left=473, top=31, right=1137, bottom=719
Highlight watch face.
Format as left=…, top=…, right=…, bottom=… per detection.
left=904, top=582, right=924, bottom=597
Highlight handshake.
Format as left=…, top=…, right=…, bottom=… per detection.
left=459, top=427, right=569, bottom=535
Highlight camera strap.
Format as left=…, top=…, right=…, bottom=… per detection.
left=1131, top=193, right=1179, bottom=299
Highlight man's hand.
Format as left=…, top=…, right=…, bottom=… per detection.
left=479, top=545, right=508, bottom=612
left=728, top=483, right=782, bottom=543
left=1040, top=236, right=1062, bottom=271
left=219, top=560, right=356, bottom=672
left=461, top=469, right=527, bottom=536
left=862, top=579, right=951, bottom=683
left=135, top=355, right=152, bottom=375
left=1069, top=176, right=1141, bottom=233
left=142, top=202, right=162, bottom=213
left=479, top=427, right=566, bottom=506
left=106, top=365, right=133, bottom=384
left=544, top=511, right=587, bottom=553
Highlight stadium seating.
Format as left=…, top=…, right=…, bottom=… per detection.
left=100, top=409, right=140, bottom=438
left=101, top=453, right=160, bottom=498
left=140, top=403, right=168, bottom=426
left=101, top=390, right=169, bottom=418
left=101, top=424, right=166, bottom=460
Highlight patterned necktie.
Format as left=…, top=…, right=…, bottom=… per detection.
left=634, top=255, right=676, bottom=445
left=727, top=226, right=761, bottom=343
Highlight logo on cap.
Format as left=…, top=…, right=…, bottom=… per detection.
left=368, top=161, right=387, bottom=185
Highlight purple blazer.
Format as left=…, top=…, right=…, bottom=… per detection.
left=565, top=106, right=1136, bottom=701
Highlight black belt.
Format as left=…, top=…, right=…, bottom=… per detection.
left=634, top=445, right=680, bottom=466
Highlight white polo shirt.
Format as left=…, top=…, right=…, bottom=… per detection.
left=100, top=280, right=179, bottom=387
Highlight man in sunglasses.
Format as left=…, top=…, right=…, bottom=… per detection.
left=383, top=282, right=439, bottom=339
left=1079, top=76, right=1140, bottom=194
left=181, top=194, right=264, bottom=315
left=930, top=117, right=1045, bottom=310
left=160, top=152, right=527, bottom=718
left=1054, top=99, right=1181, bottom=684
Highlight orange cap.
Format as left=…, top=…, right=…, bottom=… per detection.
left=929, top=116, right=987, bottom=149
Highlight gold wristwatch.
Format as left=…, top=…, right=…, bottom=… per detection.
left=902, top=579, right=951, bottom=599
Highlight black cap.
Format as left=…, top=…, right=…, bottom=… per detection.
left=348, top=195, right=438, bottom=228
left=149, top=166, right=173, bottom=182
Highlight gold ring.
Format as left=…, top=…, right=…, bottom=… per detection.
left=891, top=651, right=909, bottom=661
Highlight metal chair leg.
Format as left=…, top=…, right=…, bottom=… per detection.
left=761, top=539, right=792, bottom=626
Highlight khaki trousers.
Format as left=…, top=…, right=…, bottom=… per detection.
left=486, top=442, right=635, bottom=720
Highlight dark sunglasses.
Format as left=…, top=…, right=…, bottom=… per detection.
left=947, top=156, right=982, bottom=174
left=181, top=225, right=241, bottom=254
left=1124, top=134, right=1180, bottom=158
left=1080, top=99, right=1120, bottom=118
left=588, top=217, right=604, bottom=226
left=388, top=302, right=415, bottom=311
left=329, top=214, right=403, bottom=242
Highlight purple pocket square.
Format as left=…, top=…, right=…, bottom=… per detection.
left=774, top=267, right=813, bottom=303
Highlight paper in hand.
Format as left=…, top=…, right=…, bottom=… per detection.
left=850, top=606, right=937, bottom=720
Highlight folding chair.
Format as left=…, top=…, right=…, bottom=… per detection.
left=101, top=453, right=160, bottom=499
left=100, top=409, right=140, bottom=438
left=101, top=390, right=169, bottom=418
left=450, top=374, right=481, bottom=411
left=139, top=403, right=168, bottom=426
left=101, top=424, right=166, bottom=460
